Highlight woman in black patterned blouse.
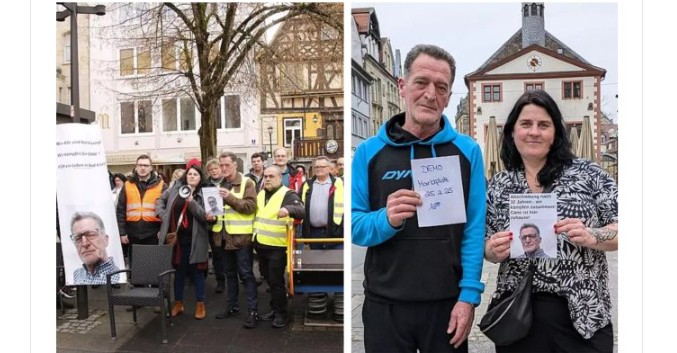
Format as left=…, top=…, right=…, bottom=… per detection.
left=484, top=90, right=618, bottom=353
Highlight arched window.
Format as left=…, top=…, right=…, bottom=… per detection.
left=326, top=124, right=335, bottom=139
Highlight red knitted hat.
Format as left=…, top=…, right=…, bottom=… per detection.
left=186, top=158, right=201, bottom=170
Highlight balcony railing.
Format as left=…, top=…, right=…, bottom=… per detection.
left=293, top=137, right=343, bottom=160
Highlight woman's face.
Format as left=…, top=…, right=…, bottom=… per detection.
left=512, top=104, right=555, bottom=163
left=114, top=177, right=124, bottom=188
left=186, top=168, right=201, bottom=187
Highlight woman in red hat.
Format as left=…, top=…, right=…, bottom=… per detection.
left=156, top=159, right=215, bottom=320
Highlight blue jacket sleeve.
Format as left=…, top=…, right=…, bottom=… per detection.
left=351, top=140, right=399, bottom=247
left=457, top=141, right=487, bottom=305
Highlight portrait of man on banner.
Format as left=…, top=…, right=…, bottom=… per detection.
left=57, top=123, right=126, bottom=286
left=68, top=211, right=121, bottom=285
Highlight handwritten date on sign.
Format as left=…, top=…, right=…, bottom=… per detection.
left=424, top=187, right=454, bottom=198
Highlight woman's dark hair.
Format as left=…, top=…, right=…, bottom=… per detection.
left=500, top=90, right=575, bottom=187
left=179, top=165, right=205, bottom=192
left=113, top=173, right=127, bottom=183
left=295, top=164, right=306, bottom=174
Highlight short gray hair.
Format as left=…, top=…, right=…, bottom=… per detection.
left=70, top=212, right=105, bottom=233
left=404, top=44, right=456, bottom=84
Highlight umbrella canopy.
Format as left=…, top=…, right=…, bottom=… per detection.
left=569, top=127, right=579, bottom=155
left=577, top=115, right=595, bottom=161
left=484, top=116, right=503, bottom=180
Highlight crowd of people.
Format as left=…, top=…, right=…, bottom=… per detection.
left=58, top=149, right=345, bottom=330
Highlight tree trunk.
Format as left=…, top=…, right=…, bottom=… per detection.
left=199, top=99, right=218, bottom=163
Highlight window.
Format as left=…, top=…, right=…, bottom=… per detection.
left=120, top=100, right=153, bottom=134
left=63, top=33, right=71, bottom=63
left=283, top=118, right=302, bottom=148
left=563, top=81, right=582, bottom=99
left=161, top=97, right=196, bottom=132
left=327, top=124, right=335, bottom=139
left=119, top=47, right=151, bottom=76
left=120, top=49, right=134, bottom=76
left=216, top=95, right=241, bottom=129
left=525, top=82, right=544, bottom=92
left=482, top=84, right=502, bottom=102
left=161, top=42, right=176, bottom=71
left=180, top=98, right=196, bottom=130
left=162, top=99, right=177, bottom=131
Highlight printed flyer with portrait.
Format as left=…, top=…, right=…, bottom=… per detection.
left=509, top=193, right=558, bottom=259
left=202, top=186, right=224, bottom=215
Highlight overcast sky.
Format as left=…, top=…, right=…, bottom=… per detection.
left=354, top=2, right=618, bottom=123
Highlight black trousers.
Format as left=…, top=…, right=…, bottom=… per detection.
left=256, top=246, right=287, bottom=315
left=208, top=232, right=225, bottom=281
left=363, top=297, right=467, bottom=353
left=496, top=293, right=613, bottom=353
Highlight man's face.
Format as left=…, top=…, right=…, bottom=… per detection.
left=251, top=157, right=264, bottom=172
left=208, top=197, right=217, bottom=208
left=274, top=150, right=287, bottom=167
left=220, top=157, right=237, bottom=180
left=263, top=167, right=282, bottom=191
left=314, top=159, right=330, bottom=180
left=337, top=157, right=344, bottom=176
left=398, top=54, right=452, bottom=130
left=520, top=226, right=542, bottom=254
left=72, top=218, right=109, bottom=266
left=135, top=158, right=153, bottom=179
left=208, top=163, right=222, bottom=179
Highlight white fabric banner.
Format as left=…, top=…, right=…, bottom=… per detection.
left=56, top=124, right=126, bottom=285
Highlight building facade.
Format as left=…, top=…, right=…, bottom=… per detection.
left=352, top=8, right=400, bottom=137
left=351, top=17, right=373, bottom=156
left=88, top=3, right=265, bottom=176
left=256, top=3, right=344, bottom=165
left=465, top=2, right=608, bottom=166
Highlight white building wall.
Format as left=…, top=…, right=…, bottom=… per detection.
left=88, top=6, right=262, bottom=169
left=473, top=75, right=599, bottom=152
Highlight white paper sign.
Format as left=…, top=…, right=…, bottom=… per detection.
left=57, top=124, right=126, bottom=285
left=202, top=186, right=224, bottom=215
left=411, top=156, right=467, bottom=227
left=509, top=193, right=558, bottom=258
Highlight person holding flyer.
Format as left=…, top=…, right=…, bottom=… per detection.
left=484, top=90, right=618, bottom=352
left=352, top=44, right=486, bottom=353
left=156, top=160, right=214, bottom=320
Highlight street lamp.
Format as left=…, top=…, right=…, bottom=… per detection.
left=57, top=2, right=106, bottom=123
left=56, top=2, right=106, bottom=320
left=267, top=125, right=274, bottom=159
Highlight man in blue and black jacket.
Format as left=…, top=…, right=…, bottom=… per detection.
left=352, top=44, right=486, bottom=353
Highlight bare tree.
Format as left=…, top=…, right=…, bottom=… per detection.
left=95, top=2, right=342, bottom=162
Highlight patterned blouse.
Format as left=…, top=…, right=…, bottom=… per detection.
left=486, top=158, right=618, bottom=339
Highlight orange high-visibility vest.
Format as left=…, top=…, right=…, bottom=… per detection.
left=125, top=180, right=164, bottom=222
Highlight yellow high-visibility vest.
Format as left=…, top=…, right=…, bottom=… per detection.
left=301, top=177, right=344, bottom=226
left=211, top=175, right=255, bottom=234
left=253, top=186, right=291, bottom=247
left=125, top=180, right=163, bottom=222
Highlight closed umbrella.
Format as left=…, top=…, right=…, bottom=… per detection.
left=484, top=116, right=503, bottom=180
left=577, top=115, right=595, bottom=161
left=569, top=127, right=579, bottom=155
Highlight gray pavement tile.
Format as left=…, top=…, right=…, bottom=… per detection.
left=351, top=252, right=618, bottom=353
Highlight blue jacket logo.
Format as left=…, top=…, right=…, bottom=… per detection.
left=382, top=170, right=412, bottom=180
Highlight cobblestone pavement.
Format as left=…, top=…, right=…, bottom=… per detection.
left=57, top=269, right=343, bottom=353
left=351, top=245, right=618, bottom=353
